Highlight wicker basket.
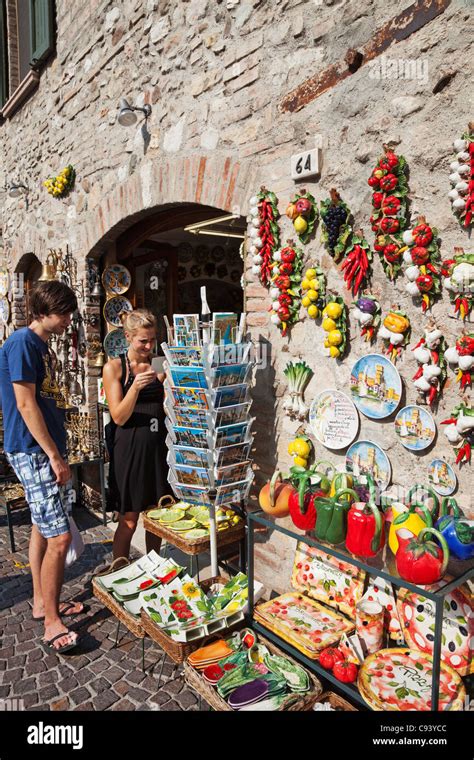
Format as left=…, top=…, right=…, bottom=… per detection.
left=139, top=575, right=243, bottom=664
left=311, top=691, right=359, bottom=711
left=183, top=632, right=323, bottom=711
left=92, top=557, right=145, bottom=639
left=143, top=512, right=245, bottom=556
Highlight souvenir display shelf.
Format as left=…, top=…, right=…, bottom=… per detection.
left=161, top=310, right=254, bottom=577
left=247, top=510, right=474, bottom=711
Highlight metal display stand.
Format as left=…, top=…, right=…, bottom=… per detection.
left=247, top=510, right=474, bottom=712
left=161, top=300, right=254, bottom=578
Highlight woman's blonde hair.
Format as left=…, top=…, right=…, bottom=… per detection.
left=121, top=309, right=157, bottom=335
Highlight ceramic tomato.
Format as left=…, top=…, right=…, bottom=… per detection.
left=333, top=660, right=358, bottom=683
left=319, top=647, right=345, bottom=670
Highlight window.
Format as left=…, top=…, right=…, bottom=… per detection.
left=0, top=0, right=55, bottom=114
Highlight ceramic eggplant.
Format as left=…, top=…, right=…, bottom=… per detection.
left=395, top=527, right=450, bottom=585
left=407, top=484, right=440, bottom=521
left=435, top=497, right=474, bottom=560
left=345, top=476, right=385, bottom=558
left=388, top=501, right=433, bottom=555
left=313, top=488, right=358, bottom=545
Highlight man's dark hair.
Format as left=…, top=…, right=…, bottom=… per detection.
left=29, top=281, right=78, bottom=319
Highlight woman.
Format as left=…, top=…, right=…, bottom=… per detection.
left=103, top=309, right=169, bottom=559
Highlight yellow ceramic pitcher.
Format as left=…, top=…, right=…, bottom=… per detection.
left=388, top=501, right=433, bottom=555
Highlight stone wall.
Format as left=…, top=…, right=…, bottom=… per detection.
left=0, top=0, right=473, bottom=593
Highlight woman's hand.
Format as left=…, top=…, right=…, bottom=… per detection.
left=131, top=368, right=157, bottom=391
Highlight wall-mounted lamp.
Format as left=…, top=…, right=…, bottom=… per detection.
left=117, top=98, right=152, bottom=127
left=184, top=214, right=245, bottom=240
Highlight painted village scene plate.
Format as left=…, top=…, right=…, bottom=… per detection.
left=395, top=406, right=436, bottom=452
left=428, top=459, right=457, bottom=496
left=309, top=389, right=359, bottom=450
left=345, top=440, right=392, bottom=491
left=358, top=648, right=465, bottom=711
left=350, top=354, right=402, bottom=420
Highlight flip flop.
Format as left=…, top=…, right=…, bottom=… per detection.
left=40, top=632, right=80, bottom=655
left=32, top=601, right=89, bottom=621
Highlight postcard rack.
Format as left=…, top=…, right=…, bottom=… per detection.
left=160, top=313, right=255, bottom=576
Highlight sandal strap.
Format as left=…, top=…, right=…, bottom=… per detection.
left=45, top=631, right=76, bottom=646
left=60, top=601, right=81, bottom=614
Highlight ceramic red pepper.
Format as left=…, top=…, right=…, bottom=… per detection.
left=395, top=527, right=449, bottom=585
left=346, top=500, right=385, bottom=558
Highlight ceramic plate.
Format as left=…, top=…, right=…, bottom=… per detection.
left=102, top=264, right=131, bottom=296
left=0, top=297, right=10, bottom=324
left=103, top=295, right=133, bottom=327
left=309, top=389, right=359, bottom=450
left=178, top=242, right=194, bottom=263
left=103, top=328, right=128, bottom=358
left=211, top=245, right=225, bottom=262
left=346, top=440, right=392, bottom=490
left=195, top=245, right=209, bottom=264
left=350, top=354, right=402, bottom=420
left=358, top=648, right=465, bottom=711
left=428, top=459, right=457, bottom=496
left=395, top=406, right=436, bottom=451
left=0, top=268, right=9, bottom=297
left=396, top=582, right=473, bottom=677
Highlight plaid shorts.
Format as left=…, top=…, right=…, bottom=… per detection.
left=6, top=452, right=73, bottom=539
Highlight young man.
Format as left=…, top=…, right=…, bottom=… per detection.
left=0, top=280, right=85, bottom=654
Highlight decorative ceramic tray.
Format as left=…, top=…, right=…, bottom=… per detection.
left=345, top=440, right=391, bottom=491
left=104, top=328, right=128, bottom=358
left=102, top=264, right=132, bottom=295
left=358, top=648, right=465, bottom=711
left=396, top=582, right=473, bottom=677
left=103, top=295, right=133, bottom=327
left=0, top=268, right=9, bottom=297
left=0, top=296, right=10, bottom=323
left=395, top=405, right=436, bottom=451
left=254, top=592, right=355, bottom=659
left=309, top=389, right=359, bottom=450
left=350, top=354, right=402, bottom=420
left=291, top=543, right=365, bottom=618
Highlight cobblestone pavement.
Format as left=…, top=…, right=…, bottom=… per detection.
left=0, top=506, right=208, bottom=712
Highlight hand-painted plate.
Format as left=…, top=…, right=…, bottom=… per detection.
left=178, top=242, right=194, bottom=263
left=211, top=245, right=225, bottom=262
left=0, top=268, right=10, bottom=297
left=396, top=582, right=473, bottom=677
left=350, top=354, right=402, bottom=419
left=309, top=389, right=359, bottom=450
left=0, top=297, right=10, bottom=323
left=358, top=648, right=465, bottom=711
left=103, top=295, right=133, bottom=327
left=101, top=265, right=131, bottom=296
left=428, top=459, right=457, bottom=496
left=395, top=406, right=436, bottom=451
left=346, top=440, right=391, bottom=491
left=103, top=328, right=128, bottom=358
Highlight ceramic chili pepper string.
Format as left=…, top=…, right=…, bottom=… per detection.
left=378, top=308, right=411, bottom=363
left=411, top=324, right=447, bottom=407
left=445, top=334, right=474, bottom=391
left=441, top=402, right=474, bottom=465
left=248, top=186, right=280, bottom=287
left=368, top=145, right=410, bottom=281
left=268, top=240, right=303, bottom=337
left=442, top=248, right=474, bottom=320
left=352, top=295, right=381, bottom=343
left=320, top=188, right=353, bottom=262
left=340, top=228, right=373, bottom=296
left=285, top=189, right=318, bottom=245
left=401, top=216, right=442, bottom=312
left=448, top=123, right=474, bottom=229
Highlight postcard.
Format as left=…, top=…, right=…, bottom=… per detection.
left=215, top=421, right=251, bottom=448
left=215, top=478, right=253, bottom=507
left=168, top=422, right=210, bottom=449
left=216, top=461, right=252, bottom=487
left=212, top=363, right=251, bottom=388
left=212, top=313, right=238, bottom=345
left=168, top=366, right=208, bottom=389
left=214, top=384, right=249, bottom=408
left=164, top=346, right=204, bottom=367
left=168, top=385, right=209, bottom=409
left=210, top=342, right=251, bottom=367
left=173, top=314, right=200, bottom=347
left=168, top=479, right=212, bottom=507
left=214, top=402, right=251, bottom=427
left=172, top=446, right=213, bottom=468
left=169, top=407, right=209, bottom=428
left=215, top=442, right=252, bottom=468
left=173, top=464, right=212, bottom=488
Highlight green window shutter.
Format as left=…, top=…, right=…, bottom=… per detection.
left=29, top=0, right=54, bottom=67
left=0, top=1, right=7, bottom=107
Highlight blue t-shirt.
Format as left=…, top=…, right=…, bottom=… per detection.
left=0, top=327, right=66, bottom=454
